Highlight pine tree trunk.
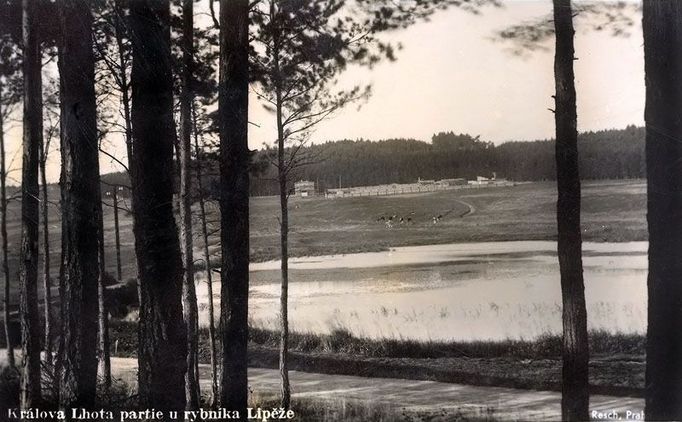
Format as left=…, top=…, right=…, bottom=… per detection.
left=97, top=190, right=111, bottom=390
left=113, top=0, right=135, bottom=192
left=112, top=0, right=137, bottom=281
left=113, top=0, right=133, bottom=170
left=113, top=188, right=122, bottom=281
left=192, top=105, right=218, bottom=408
left=552, top=1, right=589, bottom=420
left=129, top=0, right=187, bottom=413
left=218, top=0, right=250, bottom=413
left=57, top=0, right=101, bottom=409
left=0, top=89, right=14, bottom=369
left=54, top=47, right=65, bottom=399
left=38, top=137, right=53, bottom=368
left=642, top=2, right=682, bottom=419
left=179, top=0, right=199, bottom=410
left=20, top=0, right=43, bottom=408
left=278, top=169, right=290, bottom=411
left=271, top=1, right=290, bottom=408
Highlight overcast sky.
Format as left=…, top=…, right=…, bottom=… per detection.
left=269, top=0, right=643, bottom=146
left=5, top=0, right=645, bottom=184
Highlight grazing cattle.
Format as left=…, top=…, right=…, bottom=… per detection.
left=407, top=217, right=412, bottom=223
left=377, top=216, right=386, bottom=222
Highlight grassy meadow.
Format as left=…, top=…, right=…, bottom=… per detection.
left=246, top=179, right=646, bottom=262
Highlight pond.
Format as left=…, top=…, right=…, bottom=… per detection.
left=196, top=241, right=647, bottom=341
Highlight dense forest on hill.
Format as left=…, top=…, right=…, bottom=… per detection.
left=247, top=125, right=645, bottom=196
left=100, top=125, right=645, bottom=197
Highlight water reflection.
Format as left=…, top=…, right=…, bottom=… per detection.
left=197, top=241, right=647, bottom=341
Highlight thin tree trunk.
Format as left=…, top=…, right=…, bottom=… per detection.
left=121, top=91, right=133, bottom=174
left=111, top=0, right=136, bottom=279
left=113, top=187, right=122, bottom=281
left=54, top=46, right=65, bottom=401
left=277, top=158, right=290, bottom=411
left=552, top=1, right=589, bottom=420
left=113, top=0, right=133, bottom=172
left=57, top=0, right=101, bottom=409
left=642, top=2, right=682, bottom=419
left=97, top=189, right=111, bottom=390
left=269, top=1, right=291, bottom=409
left=114, top=0, right=137, bottom=290
left=20, top=0, right=43, bottom=408
left=219, top=0, right=250, bottom=414
left=38, top=136, right=53, bottom=368
left=129, top=0, right=187, bottom=413
left=179, top=0, right=199, bottom=410
left=173, top=131, right=181, bottom=214
left=0, top=89, right=14, bottom=369
left=192, top=104, right=218, bottom=407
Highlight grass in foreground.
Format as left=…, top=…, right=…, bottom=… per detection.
left=245, top=326, right=644, bottom=397
left=248, top=326, right=645, bottom=359
left=104, top=320, right=644, bottom=397
left=104, top=320, right=645, bottom=361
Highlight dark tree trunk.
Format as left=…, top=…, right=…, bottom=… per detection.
left=552, top=1, right=589, bottom=420
left=219, top=0, right=250, bottom=414
left=54, top=47, right=65, bottom=400
left=0, top=88, right=14, bottom=369
left=20, top=0, right=43, bottom=408
left=643, top=2, right=682, bottom=419
left=129, top=0, right=186, bottom=413
left=113, top=187, right=122, bottom=281
left=277, top=152, right=290, bottom=411
left=192, top=104, right=218, bottom=407
left=57, top=0, right=101, bottom=409
left=38, top=135, right=53, bottom=368
left=179, top=0, right=199, bottom=410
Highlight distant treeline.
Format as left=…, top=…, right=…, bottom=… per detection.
left=101, top=125, right=645, bottom=197
left=249, top=125, right=645, bottom=196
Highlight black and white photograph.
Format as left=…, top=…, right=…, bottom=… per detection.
left=0, top=0, right=679, bottom=420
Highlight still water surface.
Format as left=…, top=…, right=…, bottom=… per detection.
left=197, top=241, right=647, bottom=341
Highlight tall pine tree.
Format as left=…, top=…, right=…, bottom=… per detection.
left=129, top=0, right=186, bottom=412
